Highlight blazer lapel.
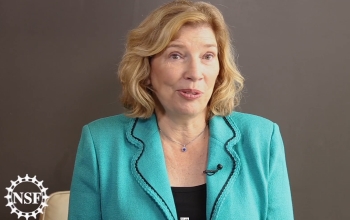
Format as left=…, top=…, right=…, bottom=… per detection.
left=126, top=115, right=177, bottom=220
left=125, top=114, right=241, bottom=220
left=206, top=115, right=242, bottom=220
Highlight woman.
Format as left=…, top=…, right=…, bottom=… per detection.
left=68, top=0, right=294, bottom=219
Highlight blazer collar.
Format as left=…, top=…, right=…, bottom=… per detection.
left=126, top=113, right=242, bottom=220
left=206, top=114, right=242, bottom=219
left=126, top=114, right=177, bottom=219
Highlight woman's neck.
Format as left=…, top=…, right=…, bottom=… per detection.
left=155, top=109, right=208, bottom=143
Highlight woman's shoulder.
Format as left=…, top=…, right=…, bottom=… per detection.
left=229, top=111, right=274, bottom=124
left=88, top=113, right=130, bottom=125
left=83, top=114, right=133, bottom=134
left=227, top=111, right=277, bottom=134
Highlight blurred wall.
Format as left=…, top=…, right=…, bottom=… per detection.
left=1, top=0, right=349, bottom=219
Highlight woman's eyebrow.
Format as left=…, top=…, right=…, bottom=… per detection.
left=203, top=43, right=218, bottom=48
left=166, top=43, right=185, bottom=49
left=166, top=43, right=217, bottom=49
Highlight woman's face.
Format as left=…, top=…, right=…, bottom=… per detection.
left=150, top=25, right=219, bottom=118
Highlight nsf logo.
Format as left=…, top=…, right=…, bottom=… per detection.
left=4, top=174, right=49, bottom=219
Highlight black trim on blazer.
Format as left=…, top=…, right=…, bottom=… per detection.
left=209, top=116, right=237, bottom=220
left=131, top=118, right=176, bottom=220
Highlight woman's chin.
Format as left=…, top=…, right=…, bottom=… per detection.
left=172, top=106, right=207, bottom=118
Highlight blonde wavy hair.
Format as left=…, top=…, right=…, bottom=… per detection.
left=118, top=0, right=244, bottom=118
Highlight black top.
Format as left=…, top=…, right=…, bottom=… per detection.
left=171, top=184, right=206, bottom=220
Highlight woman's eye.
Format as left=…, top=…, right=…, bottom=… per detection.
left=203, top=53, right=215, bottom=60
left=170, top=53, right=181, bottom=60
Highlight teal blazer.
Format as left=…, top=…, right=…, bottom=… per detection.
left=68, top=112, right=294, bottom=220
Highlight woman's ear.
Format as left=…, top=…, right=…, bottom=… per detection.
left=145, top=78, right=155, bottom=92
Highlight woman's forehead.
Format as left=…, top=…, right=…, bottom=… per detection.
left=168, top=25, right=217, bottom=46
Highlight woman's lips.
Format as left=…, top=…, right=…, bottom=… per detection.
left=177, top=89, right=203, bottom=99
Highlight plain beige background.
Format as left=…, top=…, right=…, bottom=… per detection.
left=1, top=0, right=349, bottom=219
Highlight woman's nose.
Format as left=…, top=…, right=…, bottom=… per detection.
left=183, top=58, right=203, bottom=81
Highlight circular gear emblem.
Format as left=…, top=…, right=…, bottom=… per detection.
left=4, top=174, right=49, bottom=220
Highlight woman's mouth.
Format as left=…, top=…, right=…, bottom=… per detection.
left=177, top=89, right=203, bottom=99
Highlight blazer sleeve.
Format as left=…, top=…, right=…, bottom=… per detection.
left=267, top=123, right=294, bottom=220
left=68, top=125, right=102, bottom=220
